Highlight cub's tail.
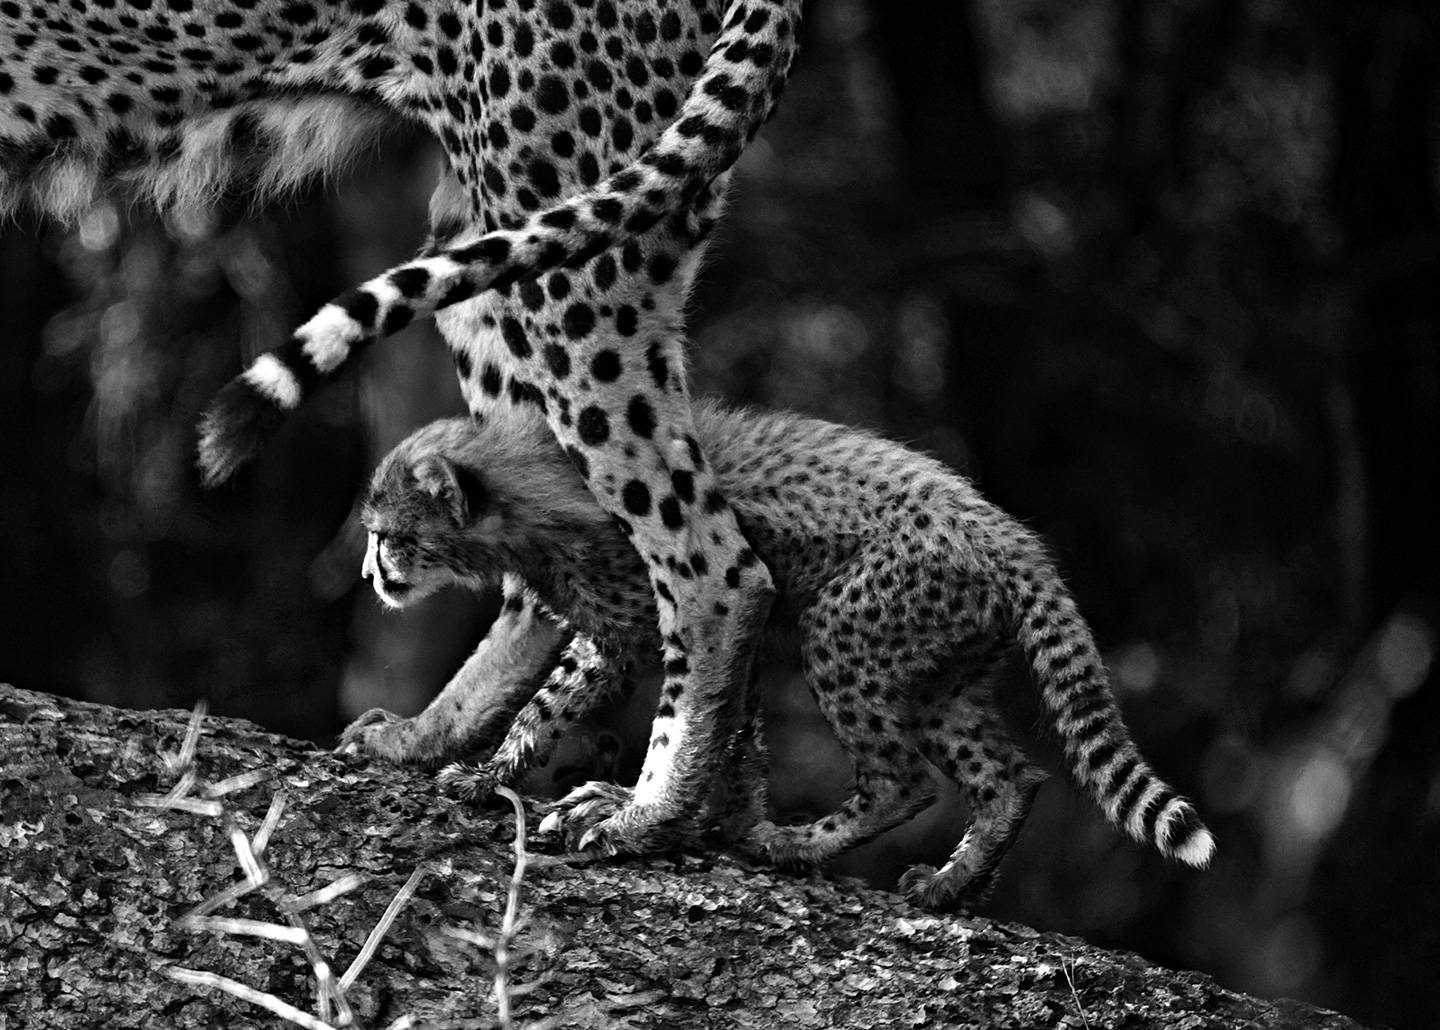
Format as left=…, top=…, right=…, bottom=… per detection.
left=197, top=0, right=804, bottom=485
left=1013, top=568, right=1215, bottom=867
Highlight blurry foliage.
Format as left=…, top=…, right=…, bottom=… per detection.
left=2, top=0, right=1439, bottom=1027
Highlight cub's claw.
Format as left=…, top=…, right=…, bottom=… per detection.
left=335, top=707, right=449, bottom=766
left=336, top=708, right=403, bottom=753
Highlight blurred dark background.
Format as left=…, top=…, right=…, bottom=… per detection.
left=2, top=0, right=1437, bottom=1026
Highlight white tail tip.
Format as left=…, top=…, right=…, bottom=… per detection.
left=1173, top=826, right=1217, bottom=868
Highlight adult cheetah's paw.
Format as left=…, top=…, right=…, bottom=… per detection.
left=541, top=781, right=697, bottom=855
left=541, top=780, right=630, bottom=842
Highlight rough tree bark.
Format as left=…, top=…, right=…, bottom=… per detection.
left=0, top=684, right=1372, bottom=1030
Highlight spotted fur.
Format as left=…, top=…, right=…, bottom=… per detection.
left=193, top=2, right=803, bottom=485
left=3, top=0, right=804, bottom=855
left=356, top=405, right=1216, bottom=909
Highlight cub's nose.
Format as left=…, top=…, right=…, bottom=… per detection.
left=362, top=532, right=382, bottom=583
left=362, top=531, right=413, bottom=607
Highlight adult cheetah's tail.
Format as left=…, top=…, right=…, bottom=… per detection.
left=1014, top=572, right=1216, bottom=868
left=197, top=0, right=804, bottom=486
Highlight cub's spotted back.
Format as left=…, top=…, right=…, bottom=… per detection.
left=362, top=404, right=1215, bottom=908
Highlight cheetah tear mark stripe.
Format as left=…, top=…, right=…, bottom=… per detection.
left=1015, top=580, right=1216, bottom=867
left=197, top=0, right=804, bottom=485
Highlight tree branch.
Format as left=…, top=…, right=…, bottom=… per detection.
left=0, top=683, right=1371, bottom=1029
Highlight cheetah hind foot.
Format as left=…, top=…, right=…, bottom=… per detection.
left=897, top=863, right=999, bottom=913
left=545, top=780, right=698, bottom=855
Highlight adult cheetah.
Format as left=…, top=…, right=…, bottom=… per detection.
left=1, top=0, right=804, bottom=853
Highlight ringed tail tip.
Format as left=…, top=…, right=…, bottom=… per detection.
left=1173, top=824, right=1217, bottom=869
left=196, top=376, right=286, bottom=488
left=1160, top=800, right=1216, bottom=868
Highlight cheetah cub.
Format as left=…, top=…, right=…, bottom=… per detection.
left=358, top=403, right=1215, bottom=908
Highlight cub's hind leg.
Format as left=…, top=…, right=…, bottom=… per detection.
left=900, top=661, right=1049, bottom=911
left=744, top=575, right=940, bottom=870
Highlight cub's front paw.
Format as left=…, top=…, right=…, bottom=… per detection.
left=543, top=781, right=697, bottom=855
left=336, top=708, right=444, bottom=766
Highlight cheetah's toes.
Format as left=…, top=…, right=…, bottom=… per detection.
left=897, top=863, right=995, bottom=912
left=741, top=821, right=826, bottom=871
left=335, top=708, right=402, bottom=754
left=436, top=762, right=503, bottom=803
left=335, top=707, right=447, bottom=767
left=543, top=781, right=697, bottom=855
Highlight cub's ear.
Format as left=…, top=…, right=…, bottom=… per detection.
left=412, top=455, right=488, bottom=526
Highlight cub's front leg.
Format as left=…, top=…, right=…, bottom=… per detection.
left=339, top=575, right=569, bottom=767
left=438, top=633, right=630, bottom=801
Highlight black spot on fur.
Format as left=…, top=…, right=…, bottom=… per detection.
left=658, top=495, right=683, bottom=529
left=626, top=395, right=656, bottom=438
left=645, top=342, right=669, bottom=389
left=577, top=406, right=610, bottom=446
left=622, top=480, right=652, bottom=516
left=615, top=305, right=638, bottom=336
left=544, top=343, right=571, bottom=379
left=593, top=254, right=618, bottom=290
left=389, top=267, right=431, bottom=299
left=591, top=350, right=622, bottom=382
left=500, top=317, right=531, bottom=359
left=339, top=289, right=380, bottom=331
left=518, top=280, right=545, bottom=312
left=562, top=303, right=596, bottom=340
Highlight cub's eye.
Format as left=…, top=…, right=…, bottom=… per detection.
left=385, top=531, right=418, bottom=551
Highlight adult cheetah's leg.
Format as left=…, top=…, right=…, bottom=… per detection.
left=541, top=366, right=776, bottom=853
left=427, top=173, right=776, bottom=852
left=337, top=575, right=569, bottom=768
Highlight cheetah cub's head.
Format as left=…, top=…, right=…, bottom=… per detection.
left=361, top=415, right=609, bottom=608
